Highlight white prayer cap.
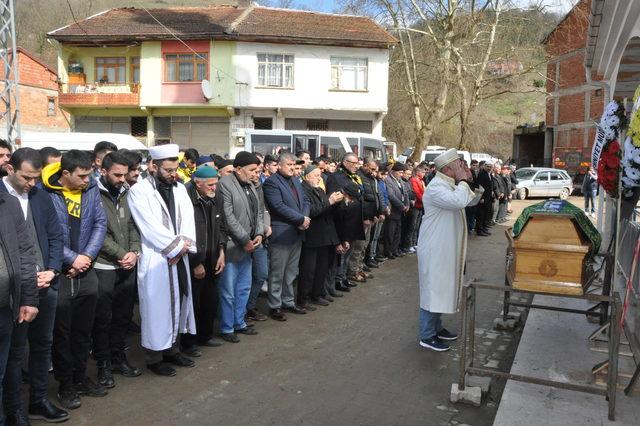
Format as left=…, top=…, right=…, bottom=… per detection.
left=149, top=144, right=179, bottom=160
left=434, top=148, right=460, bottom=170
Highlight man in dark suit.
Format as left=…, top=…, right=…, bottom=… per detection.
left=1, top=148, right=68, bottom=423
left=474, top=161, right=493, bottom=236
left=383, top=162, right=408, bottom=258
left=263, top=152, right=310, bottom=321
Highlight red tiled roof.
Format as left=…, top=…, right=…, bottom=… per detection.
left=48, top=6, right=397, bottom=48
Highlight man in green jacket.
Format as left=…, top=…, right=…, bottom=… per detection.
left=92, top=151, right=142, bottom=388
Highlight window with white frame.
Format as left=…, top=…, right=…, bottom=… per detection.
left=257, top=54, right=294, bottom=88
left=330, top=57, right=368, bottom=91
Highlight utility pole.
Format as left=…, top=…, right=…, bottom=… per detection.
left=0, top=0, right=21, bottom=145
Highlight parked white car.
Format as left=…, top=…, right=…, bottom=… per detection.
left=515, top=167, right=573, bottom=200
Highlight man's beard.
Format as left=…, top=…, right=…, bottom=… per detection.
left=157, top=172, right=175, bottom=185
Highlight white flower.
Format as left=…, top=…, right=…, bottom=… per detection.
left=621, top=176, right=638, bottom=188
left=606, top=101, right=620, bottom=115
left=624, top=166, right=640, bottom=181
left=607, top=115, right=620, bottom=128
left=604, top=127, right=617, bottom=140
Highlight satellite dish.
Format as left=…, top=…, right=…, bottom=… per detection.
left=201, top=79, right=213, bottom=100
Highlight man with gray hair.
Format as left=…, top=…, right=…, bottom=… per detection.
left=263, top=152, right=310, bottom=321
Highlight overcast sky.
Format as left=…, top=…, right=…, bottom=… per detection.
left=294, top=0, right=578, bottom=15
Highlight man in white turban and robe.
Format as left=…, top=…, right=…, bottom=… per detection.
left=128, top=144, right=197, bottom=375
left=417, top=148, right=482, bottom=352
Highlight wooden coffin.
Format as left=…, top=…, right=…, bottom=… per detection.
left=507, top=214, right=590, bottom=295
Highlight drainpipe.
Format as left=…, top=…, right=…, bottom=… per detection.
left=585, top=65, right=611, bottom=236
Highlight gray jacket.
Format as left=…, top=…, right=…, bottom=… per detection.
left=217, top=173, right=265, bottom=263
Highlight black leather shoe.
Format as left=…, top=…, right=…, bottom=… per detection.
left=6, top=410, right=31, bottom=426
left=73, top=377, right=108, bottom=397
left=362, top=264, right=371, bottom=272
left=163, top=353, right=195, bottom=368
left=56, top=384, right=81, bottom=410
left=147, top=362, right=176, bottom=377
left=323, top=294, right=335, bottom=302
left=327, top=288, right=342, bottom=297
left=311, top=297, right=330, bottom=306
left=269, top=309, right=287, bottom=321
left=220, top=332, right=241, bottom=343
left=335, top=282, right=351, bottom=292
left=343, top=279, right=358, bottom=288
left=365, top=259, right=379, bottom=268
left=96, top=360, right=115, bottom=389
left=200, top=338, right=224, bottom=347
left=28, top=399, right=69, bottom=423
left=111, top=355, right=142, bottom=377
left=236, top=327, right=258, bottom=335
left=283, top=305, right=306, bottom=315
left=181, top=345, right=202, bottom=358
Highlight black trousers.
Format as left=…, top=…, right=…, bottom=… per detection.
left=475, top=201, right=492, bottom=232
left=92, top=268, right=136, bottom=362
left=384, top=218, right=401, bottom=256
left=298, top=245, right=331, bottom=304
left=181, top=261, right=218, bottom=348
left=52, top=269, right=99, bottom=385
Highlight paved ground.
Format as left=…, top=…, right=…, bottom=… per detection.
left=36, top=197, right=581, bottom=425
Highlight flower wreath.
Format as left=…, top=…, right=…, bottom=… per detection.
left=622, top=86, right=640, bottom=196
left=594, top=100, right=626, bottom=198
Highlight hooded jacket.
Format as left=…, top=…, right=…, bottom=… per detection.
left=42, top=162, right=107, bottom=270
left=95, top=178, right=141, bottom=269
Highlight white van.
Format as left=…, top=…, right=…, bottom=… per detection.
left=18, top=132, right=148, bottom=152
left=398, top=146, right=471, bottom=165
left=233, top=129, right=389, bottom=163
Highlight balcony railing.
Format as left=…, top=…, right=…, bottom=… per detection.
left=59, top=83, right=140, bottom=107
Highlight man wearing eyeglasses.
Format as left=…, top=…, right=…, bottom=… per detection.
left=0, top=139, right=12, bottom=177
left=128, top=144, right=197, bottom=378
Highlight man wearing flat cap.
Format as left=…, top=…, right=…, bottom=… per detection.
left=180, top=166, right=226, bottom=356
left=216, top=151, right=264, bottom=342
left=128, top=144, right=198, bottom=376
left=416, top=148, right=483, bottom=352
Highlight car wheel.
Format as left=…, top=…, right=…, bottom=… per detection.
left=559, top=188, right=570, bottom=200
left=518, top=188, right=527, bottom=200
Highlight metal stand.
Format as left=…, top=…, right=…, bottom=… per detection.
left=458, top=282, right=622, bottom=421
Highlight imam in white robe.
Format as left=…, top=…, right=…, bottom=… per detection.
left=417, top=172, right=476, bottom=314
left=128, top=176, right=197, bottom=351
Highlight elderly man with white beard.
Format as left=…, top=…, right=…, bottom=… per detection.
left=417, top=148, right=482, bottom=352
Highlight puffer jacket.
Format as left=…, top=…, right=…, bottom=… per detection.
left=42, top=162, right=107, bottom=269
left=357, top=169, right=381, bottom=220
left=95, top=178, right=141, bottom=269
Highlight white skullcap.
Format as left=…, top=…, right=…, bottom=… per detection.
left=434, top=148, right=459, bottom=170
left=149, top=144, right=179, bottom=160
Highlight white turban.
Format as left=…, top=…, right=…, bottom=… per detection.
left=149, top=144, right=179, bottom=160
left=434, top=148, right=460, bottom=170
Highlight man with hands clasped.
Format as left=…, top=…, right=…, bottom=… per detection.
left=263, top=152, right=311, bottom=321
left=93, top=152, right=142, bottom=389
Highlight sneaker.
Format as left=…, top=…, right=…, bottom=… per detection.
left=419, top=337, right=450, bottom=352
left=73, top=377, right=108, bottom=397
left=246, top=308, right=268, bottom=321
left=408, top=247, right=416, bottom=253
left=436, top=328, right=458, bottom=341
left=57, top=383, right=81, bottom=410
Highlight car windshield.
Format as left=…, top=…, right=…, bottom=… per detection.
left=515, top=168, right=537, bottom=180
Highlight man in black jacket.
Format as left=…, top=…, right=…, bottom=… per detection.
left=182, top=166, right=226, bottom=355
left=1, top=148, right=67, bottom=423
left=351, top=159, right=381, bottom=280
left=474, top=161, right=493, bottom=236
left=0, top=191, right=38, bottom=425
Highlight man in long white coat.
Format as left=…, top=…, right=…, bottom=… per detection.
left=128, top=144, right=197, bottom=376
left=417, top=148, right=480, bottom=352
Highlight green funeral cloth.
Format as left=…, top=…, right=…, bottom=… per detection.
left=512, top=200, right=602, bottom=254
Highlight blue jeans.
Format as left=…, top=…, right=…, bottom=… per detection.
left=247, top=245, right=268, bottom=311
left=0, top=307, right=14, bottom=424
left=3, top=288, right=58, bottom=412
left=584, top=190, right=597, bottom=213
left=419, top=308, right=442, bottom=340
left=218, top=253, right=252, bottom=334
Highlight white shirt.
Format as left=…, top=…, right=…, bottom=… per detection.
left=2, top=176, right=28, bottom=219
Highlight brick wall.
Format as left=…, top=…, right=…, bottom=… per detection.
left=543, top=0, right=606, bottom=172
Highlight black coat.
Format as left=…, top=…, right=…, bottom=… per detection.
left=476, top=170, right=493, bottom=204
left=186, top=182, right=227, bottom=268
left=0, top=192, right=38, bottom=319
left=326, top=167, right=365, bottom=241
left=357, top=169, right=381, bottom=220
left=302, top=182, right=340, bottom=248
left=492, top=173, right=504, bottom=199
